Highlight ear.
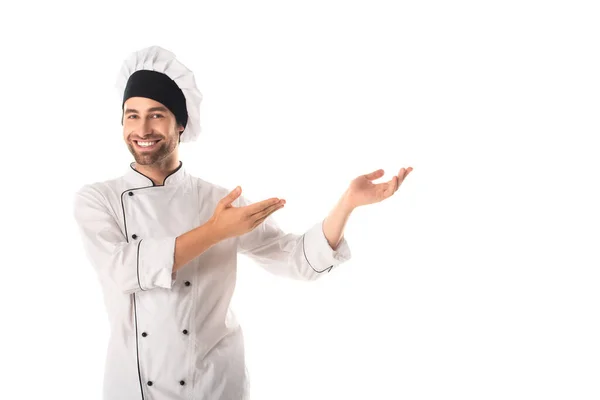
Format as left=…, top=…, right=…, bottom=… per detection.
left=178, top=126, right=184, bottom=143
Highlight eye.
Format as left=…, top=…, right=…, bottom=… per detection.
left=151, top=114, right=164, bottom=119
left=127, top=114, right=138, bottom=119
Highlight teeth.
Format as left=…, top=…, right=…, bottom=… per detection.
left=138, top=141, right=156, bottom=147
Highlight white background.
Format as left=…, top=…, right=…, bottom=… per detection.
left=1, top=1, right=599, bottom=399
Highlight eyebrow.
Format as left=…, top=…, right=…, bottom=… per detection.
left=124, top=106, right=169, bottom=114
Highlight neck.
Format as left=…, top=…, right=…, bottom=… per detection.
left=133, top=157, right=181, bottom=185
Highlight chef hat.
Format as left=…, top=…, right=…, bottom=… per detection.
left=116, top=46, right=203, bottom=143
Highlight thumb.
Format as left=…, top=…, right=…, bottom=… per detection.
left=219, top=186, right=242, bottom=209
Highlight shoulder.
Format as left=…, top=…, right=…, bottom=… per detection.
left=73, top=176, right=129, bottom=211
left=186, top=174, right=248, bottom=206
left=188, top=174, right=231, bottom=197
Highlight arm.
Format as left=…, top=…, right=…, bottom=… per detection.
left=173, top=224, right=220, bottom=272
left=322, top=191, right=355, bottom=250
left=73, top=185, right=220, bottom=294
left=323, top=166, right=413, bottom=247
left=236, top=194, right=352, bottom=281
left=236, top=165, right=414, bottom=279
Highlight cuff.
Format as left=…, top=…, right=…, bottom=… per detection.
left=138, top=237, right=177, bottom=290
left=303, top=219, right=352, bottom=273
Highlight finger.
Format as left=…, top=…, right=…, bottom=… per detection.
left=252, top=203, right=285, bottom=226
left=245, top=197, right=282, bottom=215
left=252, top=200, right=285, bottom=220
left=396, top=167, right=413, bottom=189
left=364, top=169, right=385, bottom=181
left=252, top=215, right=270, bottom=229
left=383, top=177, right=398, bottom=198
left=394, top=168, right=405, bottom=191
left=219, top=186, right=242, bottom=209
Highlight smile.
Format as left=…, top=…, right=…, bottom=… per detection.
left=134, top=140, right=161, bottom=150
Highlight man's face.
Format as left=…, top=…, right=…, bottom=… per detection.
left=122, top=97, right=183, bottom=166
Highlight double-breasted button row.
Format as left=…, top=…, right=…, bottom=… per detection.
left=146, top=380, right=186, bottom=387
left=128, top=189, right=189, bottom=390
left=139, top=281, right=191, bottom=338
left=128, top=192, right=137, bottom=240
left=141, top=330, right=188, bottom=337
left=127, top=192, right=136, bottom=238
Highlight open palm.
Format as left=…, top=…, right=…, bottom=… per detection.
left=344, top=167, right=413, bottom=208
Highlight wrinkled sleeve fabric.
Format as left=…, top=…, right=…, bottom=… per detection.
left=73, top=184, right=176, bottom=293
left=235, top=194, right=351, bottom=281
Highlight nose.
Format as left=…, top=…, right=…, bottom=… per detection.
left=137, top=118, right=153, bottom=139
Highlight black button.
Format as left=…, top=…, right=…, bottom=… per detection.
left=182, top=329, right=188, bottom=335
left=184, top=281, right=191, bottom=287
left=141, top=332, right=147, bottom=337
left=147, top=381, right=153, bottom=386
left=180, top=380, right=185, bottom=386
left=132, top=234, right=138, bottom=240
left=128, top=191, right=134, bottom=196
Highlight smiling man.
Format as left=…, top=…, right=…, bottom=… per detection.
left=73, top=46, right=412, bottom=400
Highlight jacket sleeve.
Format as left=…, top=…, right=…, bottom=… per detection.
left=73, top=184, right=176, bottom=294
left=235, top=194, right=351, bottom=280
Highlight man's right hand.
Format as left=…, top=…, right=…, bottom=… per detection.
left=209, top=186, right=286, bottom=241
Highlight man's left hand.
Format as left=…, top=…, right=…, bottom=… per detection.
left=341, top=167, right=413, bottom=210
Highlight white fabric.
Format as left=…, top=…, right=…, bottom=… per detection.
left=116, top=46, right=203, bottom=143
left=72, top=162, right=352, bottom=400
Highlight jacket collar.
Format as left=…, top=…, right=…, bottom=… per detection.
left=124, top=161, right=186, bottom=187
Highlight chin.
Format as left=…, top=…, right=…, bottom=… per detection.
left=133, top=154, right=161, bottom=165
left=128, top=141, right=175, bottom=166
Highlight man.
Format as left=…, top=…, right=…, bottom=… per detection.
left=73, top=45, right=412, bottom=400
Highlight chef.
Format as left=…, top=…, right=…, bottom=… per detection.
left=73, top=45, right=413, bottom=400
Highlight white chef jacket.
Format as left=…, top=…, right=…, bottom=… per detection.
left=72, top=161, right=351, bottom=400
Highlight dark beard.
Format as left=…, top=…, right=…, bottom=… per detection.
left=127, top=139, right=175, bottom=166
